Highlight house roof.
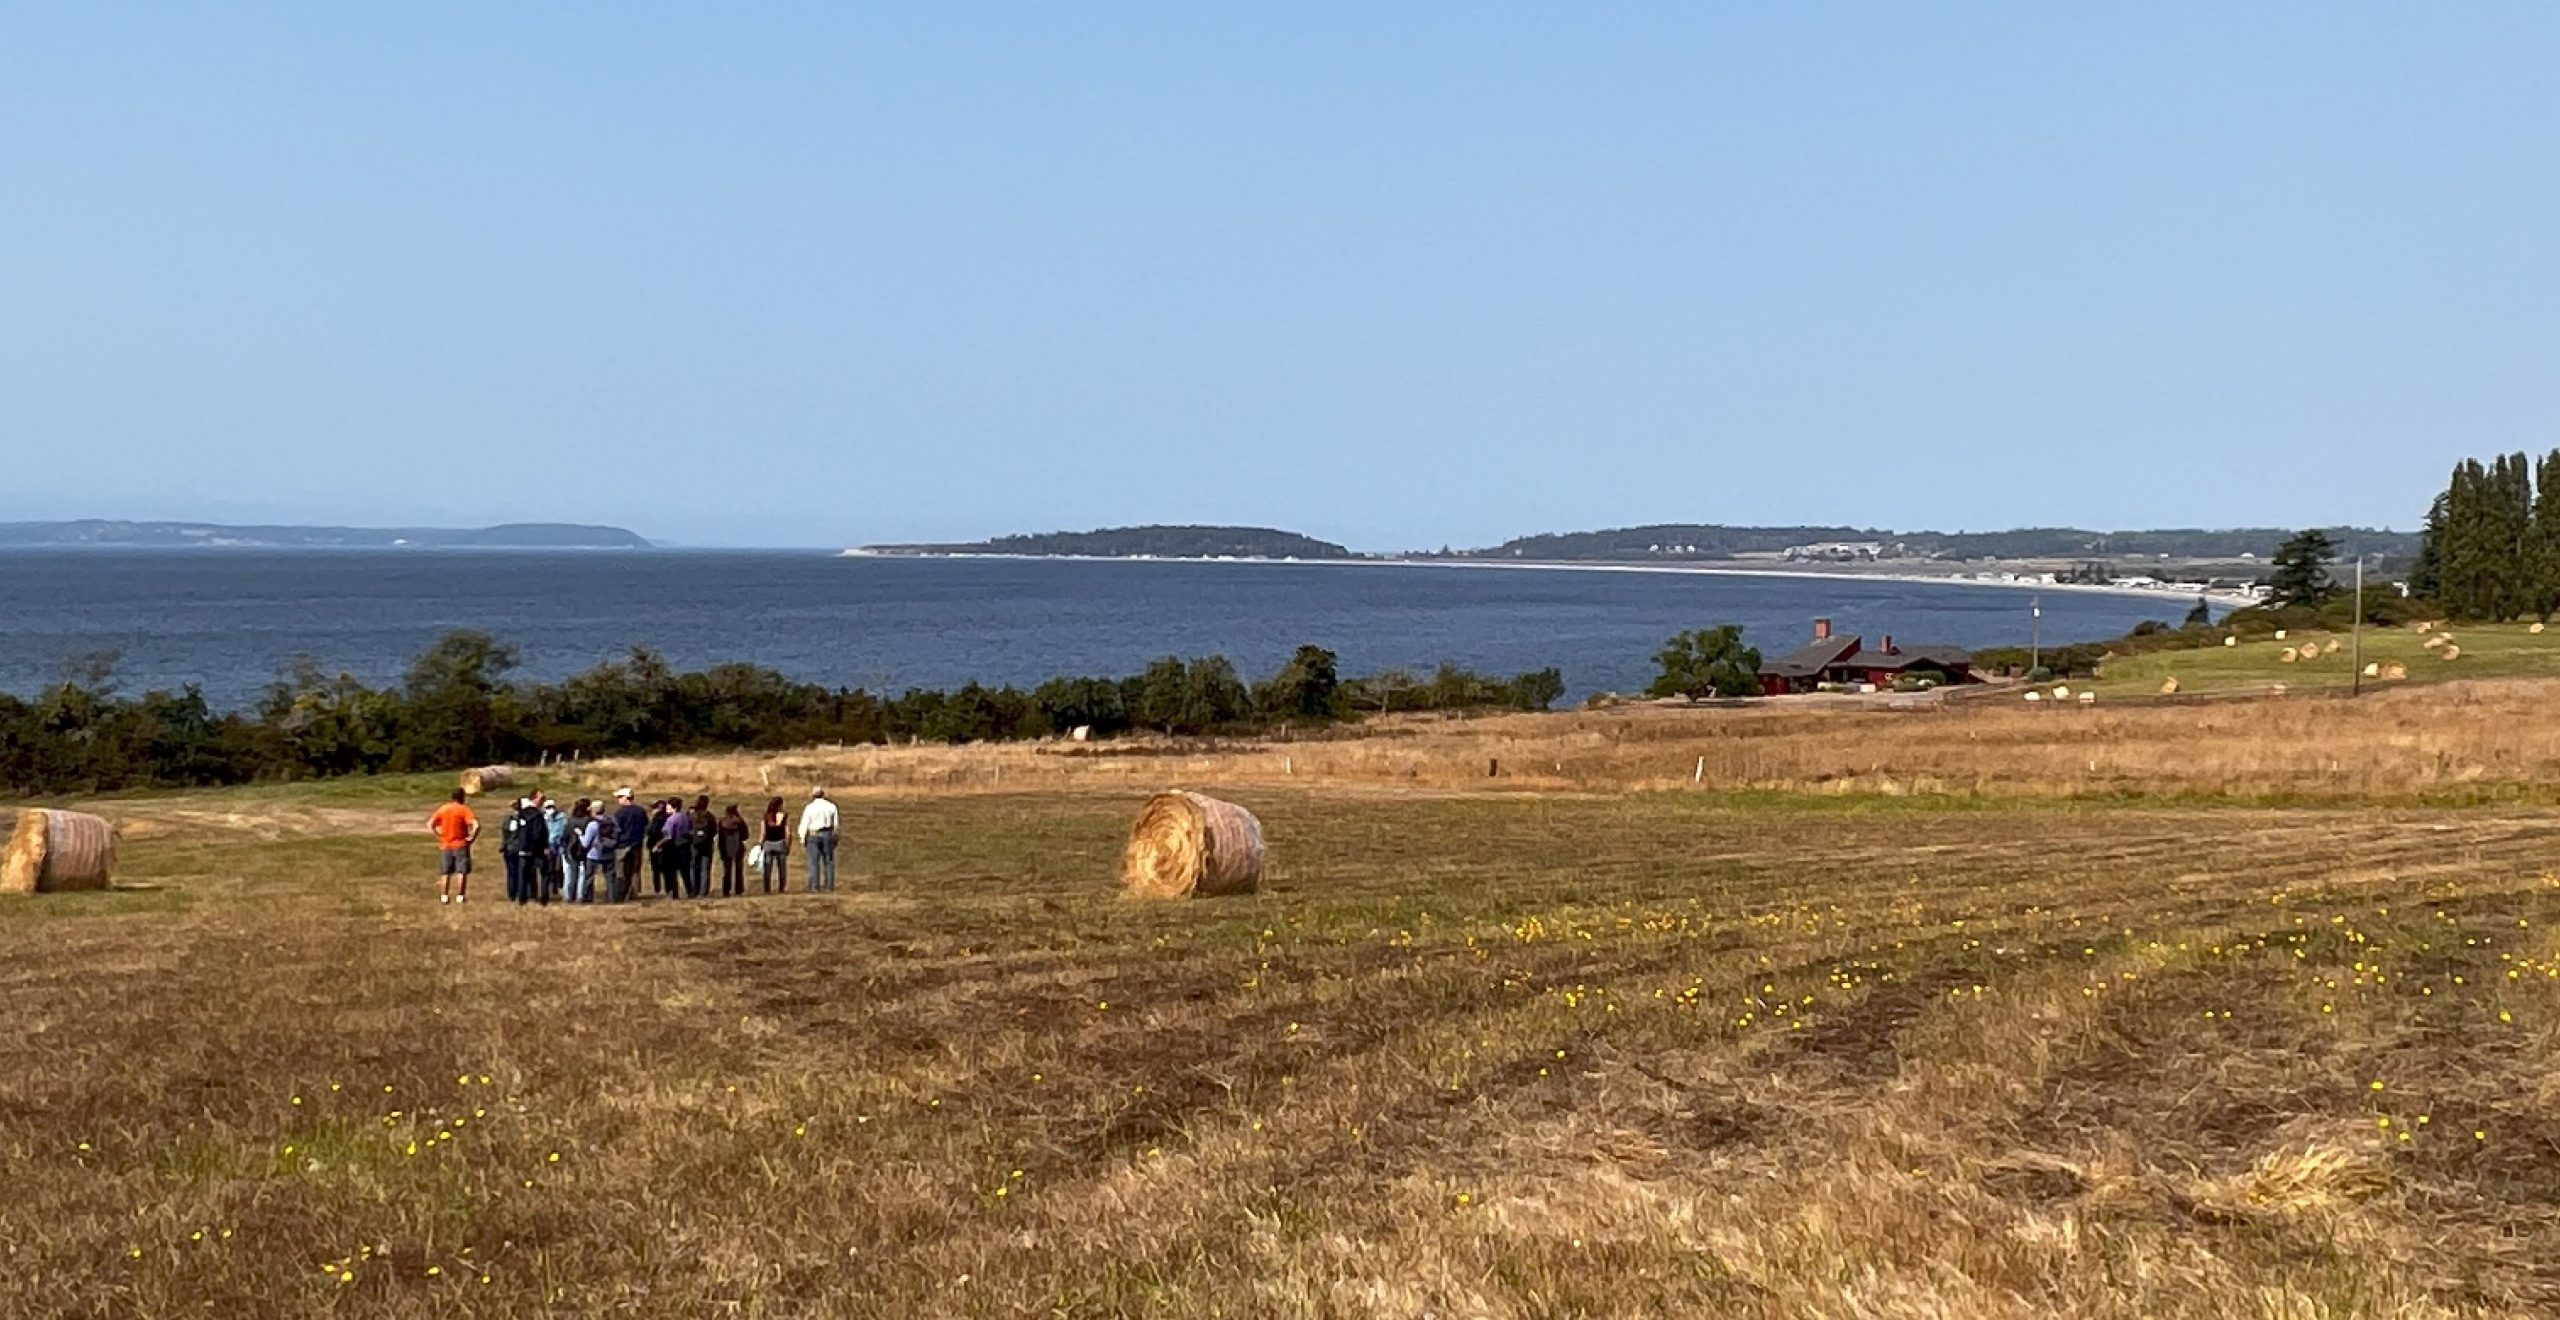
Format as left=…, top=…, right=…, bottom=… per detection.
left=1760, top=635, right=1862, bottom=678
left=1858, top=644, right=1973, bottom=671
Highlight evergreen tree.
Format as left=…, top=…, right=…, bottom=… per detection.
left=2438, top=459, right=2491, bottom=619
left=2408, top=492, right=2447, bottom=602
left=2487, top=452, right=2535, bottom=620
left=2182, top=595, right=2213, bottom=628
left=2532, top=450, right=2560, bottom=619
left=2266, top=529, right=2338, bottom=609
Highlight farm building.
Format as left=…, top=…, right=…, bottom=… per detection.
left=1757, top=618, right=1975, bottom=695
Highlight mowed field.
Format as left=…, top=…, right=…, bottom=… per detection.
left=2085, top=622, right=2560, bottom=698
left=9, top=687, right=2560, bottom=1316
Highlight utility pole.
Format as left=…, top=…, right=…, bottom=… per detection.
left=2350, top=554, right=2365, bottom=697
left=2030, top=594, right=2043, bottom=675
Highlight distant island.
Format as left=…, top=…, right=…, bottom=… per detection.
left=853, top=520, right=2414, bottom=578
left=0, top=520, right=652, bottom=550
left=859, top=524, right=1353, bottom=560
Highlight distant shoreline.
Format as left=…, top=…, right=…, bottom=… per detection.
left=840, top=549, right=2254, bottom=607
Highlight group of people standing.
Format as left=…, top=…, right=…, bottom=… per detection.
left=426, top=785, right=842, bottom=905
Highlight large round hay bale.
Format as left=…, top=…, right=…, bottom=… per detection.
left=2160, top=676, right=2180, bottom=695
left=2533, top=622, right=2548, bottom=635
left=1, top=809, right=115, bottom=894
left=458, top=765, right=514, bottom=796
left=1122, top=792, right=1265, bottom=899
left=2441, top=644, right=2462, bottom=661
left=2382, top=663, right=2408, bottom=680
left=2279, top=647, right=2298, bottom=663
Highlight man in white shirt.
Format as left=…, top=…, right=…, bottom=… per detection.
left=798, top=787, right=842, bottom=892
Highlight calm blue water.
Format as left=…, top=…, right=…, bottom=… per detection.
left=0, top=551, right=2191, bottom=709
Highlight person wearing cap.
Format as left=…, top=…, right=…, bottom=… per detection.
left=797, top=787, right=841, bottom=892
left=610, top=789, right=648, bottom=903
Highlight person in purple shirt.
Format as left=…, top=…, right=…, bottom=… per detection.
left=656, top=798, right=695, bottom=901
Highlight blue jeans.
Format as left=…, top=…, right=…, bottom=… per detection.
left=805, top=830, right=837, bottom=891
left=562, top=853, right=592, bottom=904
left=504, top=851, right=542, bottom=905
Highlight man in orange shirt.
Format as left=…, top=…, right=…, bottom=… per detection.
left=428, top=789, right=480, bottom=904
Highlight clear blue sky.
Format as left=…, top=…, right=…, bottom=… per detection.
left=4, top=6, right=2555, bottom=550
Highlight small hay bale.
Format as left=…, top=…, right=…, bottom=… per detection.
left=2160, top=676, right=2180, bottom=695
left=2323, top=639, right=2342, bottom=654
left=2077, top=691, right=2096, bottom=705
left=2270, top=682, right=2288, bottom=695
left=2279, top=647, right=2298, bottom=664
left=2363, top=662, right=2380, bottom=678
left=2274, top=629, right=2288, bottom=641
left=2052, top=685, right=2071, bottom=700
left=2223, top=636, right=2238, bottom=647
left=1122, top=792, right=1265, bottom=899
left=2022, top=691, right=2042, bottom=703
left=2382, top=663, right=2407, bottom=681
left=2441, top=644, right=2462, bottom=661
left=1, top=809, right=115, bottom=894
left=458, top=765, right=515, bottom=796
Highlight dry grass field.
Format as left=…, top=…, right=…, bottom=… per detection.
left=8, top=682, right=2560, bottom=1316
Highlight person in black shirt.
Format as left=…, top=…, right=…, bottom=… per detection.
left=758, top=795, right=790, bottom=893
left=502, top=794, right=551, bottom=906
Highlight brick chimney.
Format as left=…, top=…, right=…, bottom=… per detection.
left=1880, top=633, right=1897, bottom=655
left=1812, top=617, right=1832, bottom=641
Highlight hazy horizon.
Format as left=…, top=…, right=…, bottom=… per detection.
left=7, top=7, right=2554, bottom=548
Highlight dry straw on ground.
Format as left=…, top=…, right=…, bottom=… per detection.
left=1121, top=791, right=1265, bottom=899
left=1, top=808, right=115, bottom=894
left=457, top=765, right=514, bottom=796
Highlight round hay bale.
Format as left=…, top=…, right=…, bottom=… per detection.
left=2224, top=636, right=2238, bottom=647
left=2534, top=622, right=2549, bottom=635
left=1122, top=792, right=1265, bottom=899
left=2160, top=676, right=2180, bottom=695
left=1, top=809, right=115, bottom=894
left=2077, top=691, right=2096, bottom=705
left=2274, top=629, right=2288, bottom=641
left=2023, top=691, right=2042, bottom=703
left=2052, top=685, right=2071, bottom=700
left=458, top=765, right=514, bottom=797
left=2323, top=639, right=2342, bottom=654
left=2363, top=662, right=2381, bottom=678
left=2279, top=647, right=2298, bottom=663
left=2441, top=644, right=2462, bottom=661
left=2382, top=663, right=2408, bottom=680
left=2415, top=621, right=2433, bottom=633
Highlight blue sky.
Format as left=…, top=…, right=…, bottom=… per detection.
left=3, top=5, right=2555, bottom=550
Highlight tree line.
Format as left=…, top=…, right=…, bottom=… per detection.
left=2410, top=452, right=2560, bottom=623
left=0, top=634, right=1566, bottom=795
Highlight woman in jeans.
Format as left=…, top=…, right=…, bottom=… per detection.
left=560, top=799, right=592, bottom=903
left=759, top=795, right=790, bottom=892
